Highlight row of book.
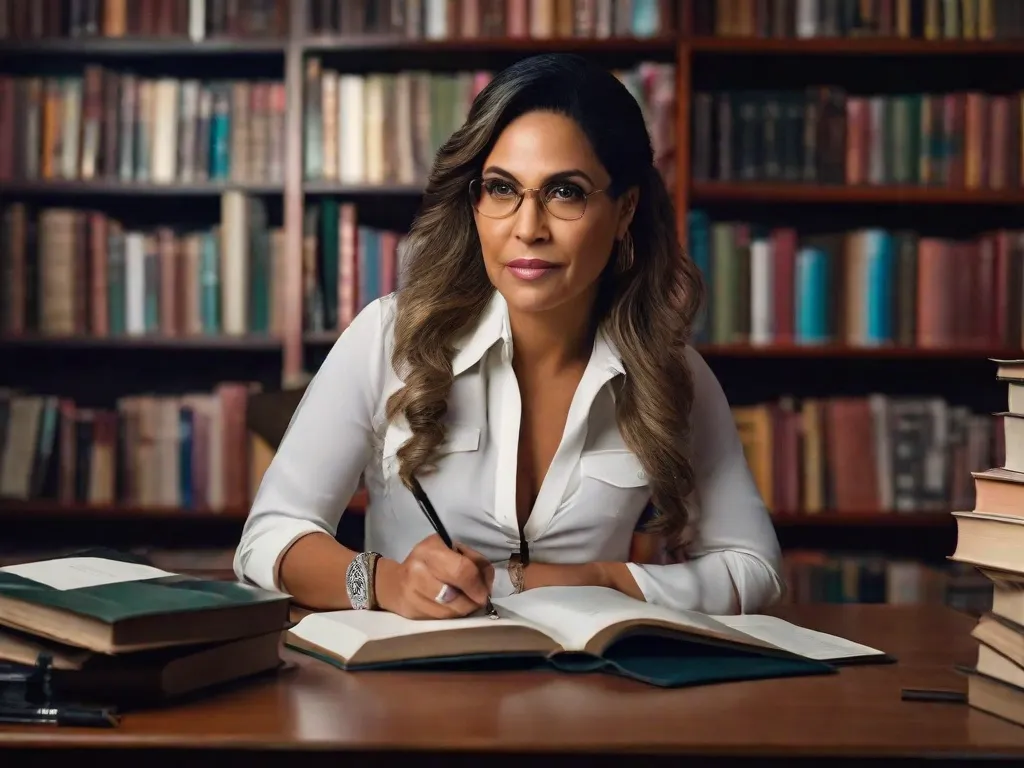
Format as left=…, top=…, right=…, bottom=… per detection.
left=780, top=551, right=992, bottom=614
left=302, top=60, right=676, bottom=188
left=9, top=197, right=1024, bottom=347
left=733, top=395, right=1002, bottom=516
left=948, top=360, right=1024, bottom=727
left=0, top=383, right=262, bottom=512
left=0, top=0, right=287, bottom=40
left=1, top=387, right=999, bottom=523
left=0, top=0, right=677, bottom=42
left=688, top=213, right=1024, bottom=349
left=10, top=75, right=1024, bottom=194
left=308, top=0, right=675, bottom=39
left=0, top=195, right=284, bottom=338
left=302, top=199, right=405, bottom=334
left=10, top=0, right=1024, bottom=45
left=0, top=71, right=286, bottom=185
left=692, top=88, right=1024, bottom=189
left=692, top=0, right=1024, bottom=40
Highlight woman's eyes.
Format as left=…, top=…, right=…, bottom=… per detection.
left=547, top=184, right=584, bottom=201
left=482, top=180, right=586, bottom=200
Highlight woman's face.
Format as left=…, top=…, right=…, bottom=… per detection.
left=472, top=110, right=636, bottom=319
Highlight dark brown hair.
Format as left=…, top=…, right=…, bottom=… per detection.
left=386, top=53, right=706, bottom=546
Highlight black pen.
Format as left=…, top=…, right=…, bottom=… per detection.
left=900, top=688, right=966, bottom=704
left=408, top=477, right=500, bottom=619
left=0, top=705, right=120, bottom=728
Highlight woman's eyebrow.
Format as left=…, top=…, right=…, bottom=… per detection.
left=482, top=166, right=596, bottom=186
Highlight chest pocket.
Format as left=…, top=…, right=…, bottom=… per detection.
left=381, top=423, right=481, bottom=482
left=580, top=449, right=649, bottom=488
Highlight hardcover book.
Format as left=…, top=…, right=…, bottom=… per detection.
left=0, top=556, right=290, bottom=653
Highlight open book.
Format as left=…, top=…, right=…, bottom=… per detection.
left=285, top=586, right=889, bottom=688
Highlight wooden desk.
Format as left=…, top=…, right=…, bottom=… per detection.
left=2, top=604, right=1024, bottom=766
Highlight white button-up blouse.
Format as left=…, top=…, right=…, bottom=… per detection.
left=234, top=291, right=784, bottom=614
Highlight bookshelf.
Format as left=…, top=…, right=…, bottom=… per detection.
left=0, top=0, right=1021, bottom=609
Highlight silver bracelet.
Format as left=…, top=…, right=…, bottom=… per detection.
left=345, top=551, right=381, bottom=610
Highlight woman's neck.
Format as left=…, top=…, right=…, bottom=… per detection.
left=507, top=296, right=594, bottom=375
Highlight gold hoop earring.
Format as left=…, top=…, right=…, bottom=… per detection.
left=617, top=230, right=635, bottom=272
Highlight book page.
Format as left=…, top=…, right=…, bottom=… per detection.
left=712, top=615, right=885, bottom=661
left=492, top=586, right=755, bottom=652
left=290, top=610, right=535, bottom=661
left=0, top=557, right=174, bottom=591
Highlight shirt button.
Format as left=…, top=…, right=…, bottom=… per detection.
left=637, top=470, right=646, bottom=480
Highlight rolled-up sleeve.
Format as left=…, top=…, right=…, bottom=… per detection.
left=625, top=347, right=784, bottom=614
left=233, top=298, right=387, bottom=591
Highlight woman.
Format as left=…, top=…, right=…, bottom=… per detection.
left=234, top=53, right=783, bottom=619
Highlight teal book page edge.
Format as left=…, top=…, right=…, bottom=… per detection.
left=546, top=631, right=835, bottom=688
left=0, top=571, right=287, bottom=625
left=562, top=650, right=835, bottom=688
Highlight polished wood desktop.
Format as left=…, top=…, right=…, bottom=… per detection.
left=2, top=604, right=1024, bottom=766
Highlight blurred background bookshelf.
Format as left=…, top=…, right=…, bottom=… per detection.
left=1, top=0, right=1023, bottom=615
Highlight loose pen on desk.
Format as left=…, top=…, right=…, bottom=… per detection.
left=900, top=688, right=967, bottom=704
left=0, top=705, right=120, bottom=727
left=408, top=477, right=500, bottom=619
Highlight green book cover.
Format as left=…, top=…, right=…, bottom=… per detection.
left=0, top=550, right=289, bottom=653
left=0, top=570, right=283, bottom=625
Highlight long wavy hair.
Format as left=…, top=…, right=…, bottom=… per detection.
left=386, top=53, right=706, bottom=546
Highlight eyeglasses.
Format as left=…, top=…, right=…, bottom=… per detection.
left=469, top=178, right=606, bottom=221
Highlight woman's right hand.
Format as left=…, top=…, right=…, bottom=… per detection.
left=374, top=534, right=493, bottom=619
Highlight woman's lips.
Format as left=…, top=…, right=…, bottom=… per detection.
left=506, top=259, right=560, bottom=281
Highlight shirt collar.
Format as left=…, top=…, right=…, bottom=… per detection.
left=451, top=290, right=626, bottom=378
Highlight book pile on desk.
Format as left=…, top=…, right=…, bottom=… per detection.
left=950, top=358, right=1024, bottom=727
left=0, top=552, right=289, bottom=711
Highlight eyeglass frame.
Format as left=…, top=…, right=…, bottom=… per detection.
left=468, top=177, right=608, bottom=221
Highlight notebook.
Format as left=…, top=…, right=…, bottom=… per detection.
left=286, top=586, right=890, bottom=688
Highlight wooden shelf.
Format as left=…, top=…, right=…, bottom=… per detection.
left=5, top=35, right=1018, bottom=58
left=0, top=180, right=284, bottom=196
left=0, top=490, right=368, bottom=522
left=8, top=180, right=1013, bottom=205
left=696, top=343, right=1016, bottom=359
left=301, top=35, right=677, bottom=53
left=0, top=334, right=283, bottom=350
left=689, top=37, right=1024, bottom=55
left=0, top=37, right=287, bottom=55
left=0, top=502, right=248, bottom=522
left=691, top=181, right=1024, bottom=205
left=772, top=512, right=954, bottom=527
left=302, top=181, right=423, bottom=195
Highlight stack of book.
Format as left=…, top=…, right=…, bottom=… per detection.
left=951, top=359, right=1024, bottom=727
left=0, top=551, right=289, bottom=719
